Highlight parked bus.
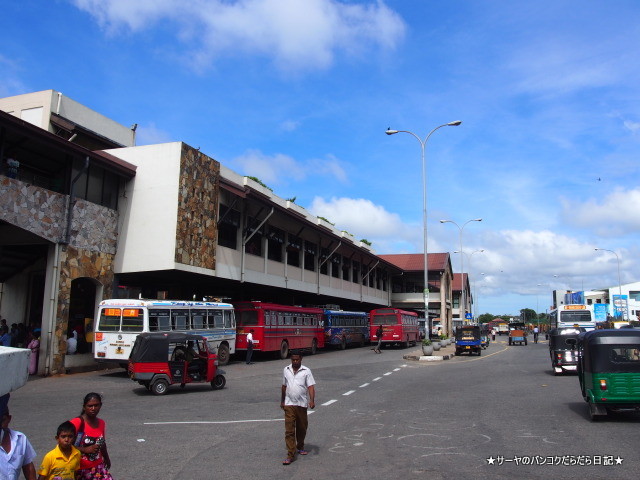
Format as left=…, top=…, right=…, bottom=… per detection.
left=323, top=309, right=369, bottom=349
left=369, top=308, right=419, bottom=348
left=94, top=299, right=236, bottom=366
left=548, top=304, right=596, bottom=331
left=234, top=302, right=324, bottom=359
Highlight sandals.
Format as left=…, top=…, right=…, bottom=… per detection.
left=283, top=458, right=293, bottom=465
left=298, top=449, right=309, bottom=455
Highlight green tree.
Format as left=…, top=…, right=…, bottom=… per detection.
left=520, top=308, right=537, bottom=323
left=477, top=313, right=495, bottom=324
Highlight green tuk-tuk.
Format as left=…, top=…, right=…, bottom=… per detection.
left=577, top=329, right=640, bottom=420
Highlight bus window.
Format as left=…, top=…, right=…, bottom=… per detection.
left=98, top=308, right=121, bottom=332
left=149, top=310, right=171, bottom=331
left=172, top=311, right=188, bottom=330
left=121, top=308, right=143, bottom=332
left=191, top=310, right=206, bottom=330
left=224, top=310, right=234, bottom=328
left=236, top=310, right=258, bottom=326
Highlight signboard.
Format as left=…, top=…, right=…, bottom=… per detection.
left=465, top=313, right=473, bottom=320
left=613, top=295, right=629, bottom=319
left=593, top=304, right=608, bottom=323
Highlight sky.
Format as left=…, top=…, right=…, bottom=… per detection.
left=2, top=0, right=639, bottom=316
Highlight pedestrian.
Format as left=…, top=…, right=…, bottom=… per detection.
left=491, top=328, right=496, bottom=341
left=374, top=325, right=383, bottom=353
left=37, top=421, right=81, bottom=480
left=280, top=351, right=315, bottom=465
left=533, top=326, right=539, bottom=344
left=246, top=329, right=254, bottom=364
left=69, top=393, right=113, bottom=480
left=0, top=326, right=11, bottom=347
left=0, top=393, right=37, bottom=480
left=27, top=332, right=40, bottom=375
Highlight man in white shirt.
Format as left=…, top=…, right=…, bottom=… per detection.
left=280, top=352, right=315, bottom=465
left=246, top=329, right=254, bottom=365
left=0, top=394, right=37, bottom=480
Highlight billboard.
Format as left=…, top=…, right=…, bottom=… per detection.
left=612, top=295, right=629, bottom=319
left=593, top=303, right=608, bottom=323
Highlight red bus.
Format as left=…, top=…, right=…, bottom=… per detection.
left=370, top=308, right=419, bottom=348
left=235, top=302, right=324, bottom=359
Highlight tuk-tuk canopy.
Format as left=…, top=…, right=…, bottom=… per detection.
left=455, top=325, right=481, bottom=340
left=579, top=329, right=640, bottom=373
left=129, top=332, right=206, bottom=363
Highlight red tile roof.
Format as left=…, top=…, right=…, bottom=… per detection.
left=378, top=253, right=449, bottom=272
left=452, top=273, right=469, bottom=291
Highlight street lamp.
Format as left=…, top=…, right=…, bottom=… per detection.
left=595, top=248, right=623, bottom=317
left=454, top=249, right=484, bottom=321
left=441, top=218, right=482, bottom=325
left=386, top=120, right=462, bottom=336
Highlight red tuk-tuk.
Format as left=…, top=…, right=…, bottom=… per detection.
left=128, top=332, right=226, bottom=395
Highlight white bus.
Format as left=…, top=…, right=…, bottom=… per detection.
left=94, top=299, right=236, bottom=365
left=548, top=304, right=596, bottom=331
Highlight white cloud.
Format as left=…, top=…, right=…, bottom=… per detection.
left=308, top=196, right=415, bottom=249
left=561, top=187, right=640, bottom=236
left=623, top=120, right=640, bottom=134
left=135, top=122, right=175, bottom=145
left=231, top=149, right=347, bottom=186
left=279, top=120, right=300, bottom=132
left=71, top=0, right=406, bottom=73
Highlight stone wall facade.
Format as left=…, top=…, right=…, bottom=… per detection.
left=174, top=144, right=219, bottom=270
left=2, top=175, right=119, bottom=374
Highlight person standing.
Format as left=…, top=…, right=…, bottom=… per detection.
left=374, top=325, right=384, bottom=354
left=533, top=325, right=539, bottom=344
left=27, top=333, right=40, bottom=375
left=246, top=329, right=254, bottom=365
left=280, top=352, right=315, bottom=465
left=37, top=421, right=81, bottom=480
left=0, top=393, right=37, bottom=480
left=69, top=393, right=112, bottom=480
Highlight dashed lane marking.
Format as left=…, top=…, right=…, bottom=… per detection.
left=343, top=390, right=356, bottom=396
left=359, top=383, right=370, bottom=388
left=322, top=399, right=338, bottom=406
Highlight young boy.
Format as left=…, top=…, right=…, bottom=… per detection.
left=37, top=421, right=80, bottom=480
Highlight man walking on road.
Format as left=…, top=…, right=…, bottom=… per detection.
left=374, top=325, right=383, bottom=353
left=280, top=352, right=315, bottom=465
left=246, top=329, right=254, bottom=364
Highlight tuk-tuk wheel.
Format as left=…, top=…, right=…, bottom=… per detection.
left=212, top=374, right=226, bottom=390
left=151, top=379, right=169, bottom=395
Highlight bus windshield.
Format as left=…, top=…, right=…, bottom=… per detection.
left=372, top=314, right=397, bottom=325
left=237, top=310, right=259, bottom=326
left=560, top=311, right=592, bottom=324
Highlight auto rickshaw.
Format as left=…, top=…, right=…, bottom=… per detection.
left=577, top=329, right=640, bottom=420
left=128, top=332, right=226, bottom=395
left=480, top=333, right=490, bottom=349
left=508, top=322, right=527, bottom=346
left=548, top=327, right=584, bottom=375
left=455, top=325, right=482, bottom=356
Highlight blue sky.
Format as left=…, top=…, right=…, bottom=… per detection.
left=2, top=0, right=639, bottom=315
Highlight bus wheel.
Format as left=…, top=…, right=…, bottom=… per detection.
left=311, top=339, right=318, bottom=355
left=151, top=379, right=169, bottom=396
left=340, top=337, right=347, bottom=350
left=279, top=341, right=289, bottom=359
left=217, top=344, right=230, bottom=366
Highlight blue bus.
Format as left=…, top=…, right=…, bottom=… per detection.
left=323, top=310, right=370, bottom=349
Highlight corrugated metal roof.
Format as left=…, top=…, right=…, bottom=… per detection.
left=378, top=252, right=449, bottom=272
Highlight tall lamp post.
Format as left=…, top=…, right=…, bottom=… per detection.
left=386, top=120, right=462, bottom=336
left=595, top=248, right=623, bottom=317
left=454, top=249, right=484, bottom=321
left=441, top=218, right=482, bottom=325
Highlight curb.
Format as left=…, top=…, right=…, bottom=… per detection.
left=403, top=351, right=454, bottom=362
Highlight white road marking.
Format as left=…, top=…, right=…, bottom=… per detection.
left=359, top=383, right=370, bottom=388
left=373, top=377, right=382, bottom=381
left=343, top=390, right=355, bottom=396
left=322, top=399, right=338, bottom=406
left=144, top=419, right=284, bottom=425
left=393, top=368, right=401, bottom=371
left=383, top=372, right=392, bottom=376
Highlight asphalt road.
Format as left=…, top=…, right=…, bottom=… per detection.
left=8, top=338, right=640, bottom=479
